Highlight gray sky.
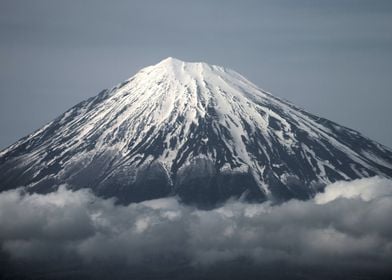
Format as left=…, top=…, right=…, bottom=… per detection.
left=1, top=0, right=392, bottom=149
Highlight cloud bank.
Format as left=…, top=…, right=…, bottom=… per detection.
left=1, top=176, right=392, bottom=279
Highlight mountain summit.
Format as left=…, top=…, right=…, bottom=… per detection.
left=1, top=57, right=392, bottom=207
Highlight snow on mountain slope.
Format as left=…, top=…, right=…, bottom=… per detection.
left=1, top=57, right=392, bottom=207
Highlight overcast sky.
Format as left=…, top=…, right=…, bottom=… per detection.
left=1, top=0, right=392, bottom=149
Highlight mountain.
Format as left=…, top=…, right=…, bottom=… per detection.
left=1, top=57, right=392, bottom=207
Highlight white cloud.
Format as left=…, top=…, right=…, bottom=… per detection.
left=315, top=176, right=392, bottom=204
left=0, top=177, right=391, bottom=277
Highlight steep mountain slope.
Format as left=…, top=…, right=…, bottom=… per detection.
left=1, top=57, right=391, bottom=206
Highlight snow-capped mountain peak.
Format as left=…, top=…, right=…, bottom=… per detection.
left=1, top=58, right=391, bottom=207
